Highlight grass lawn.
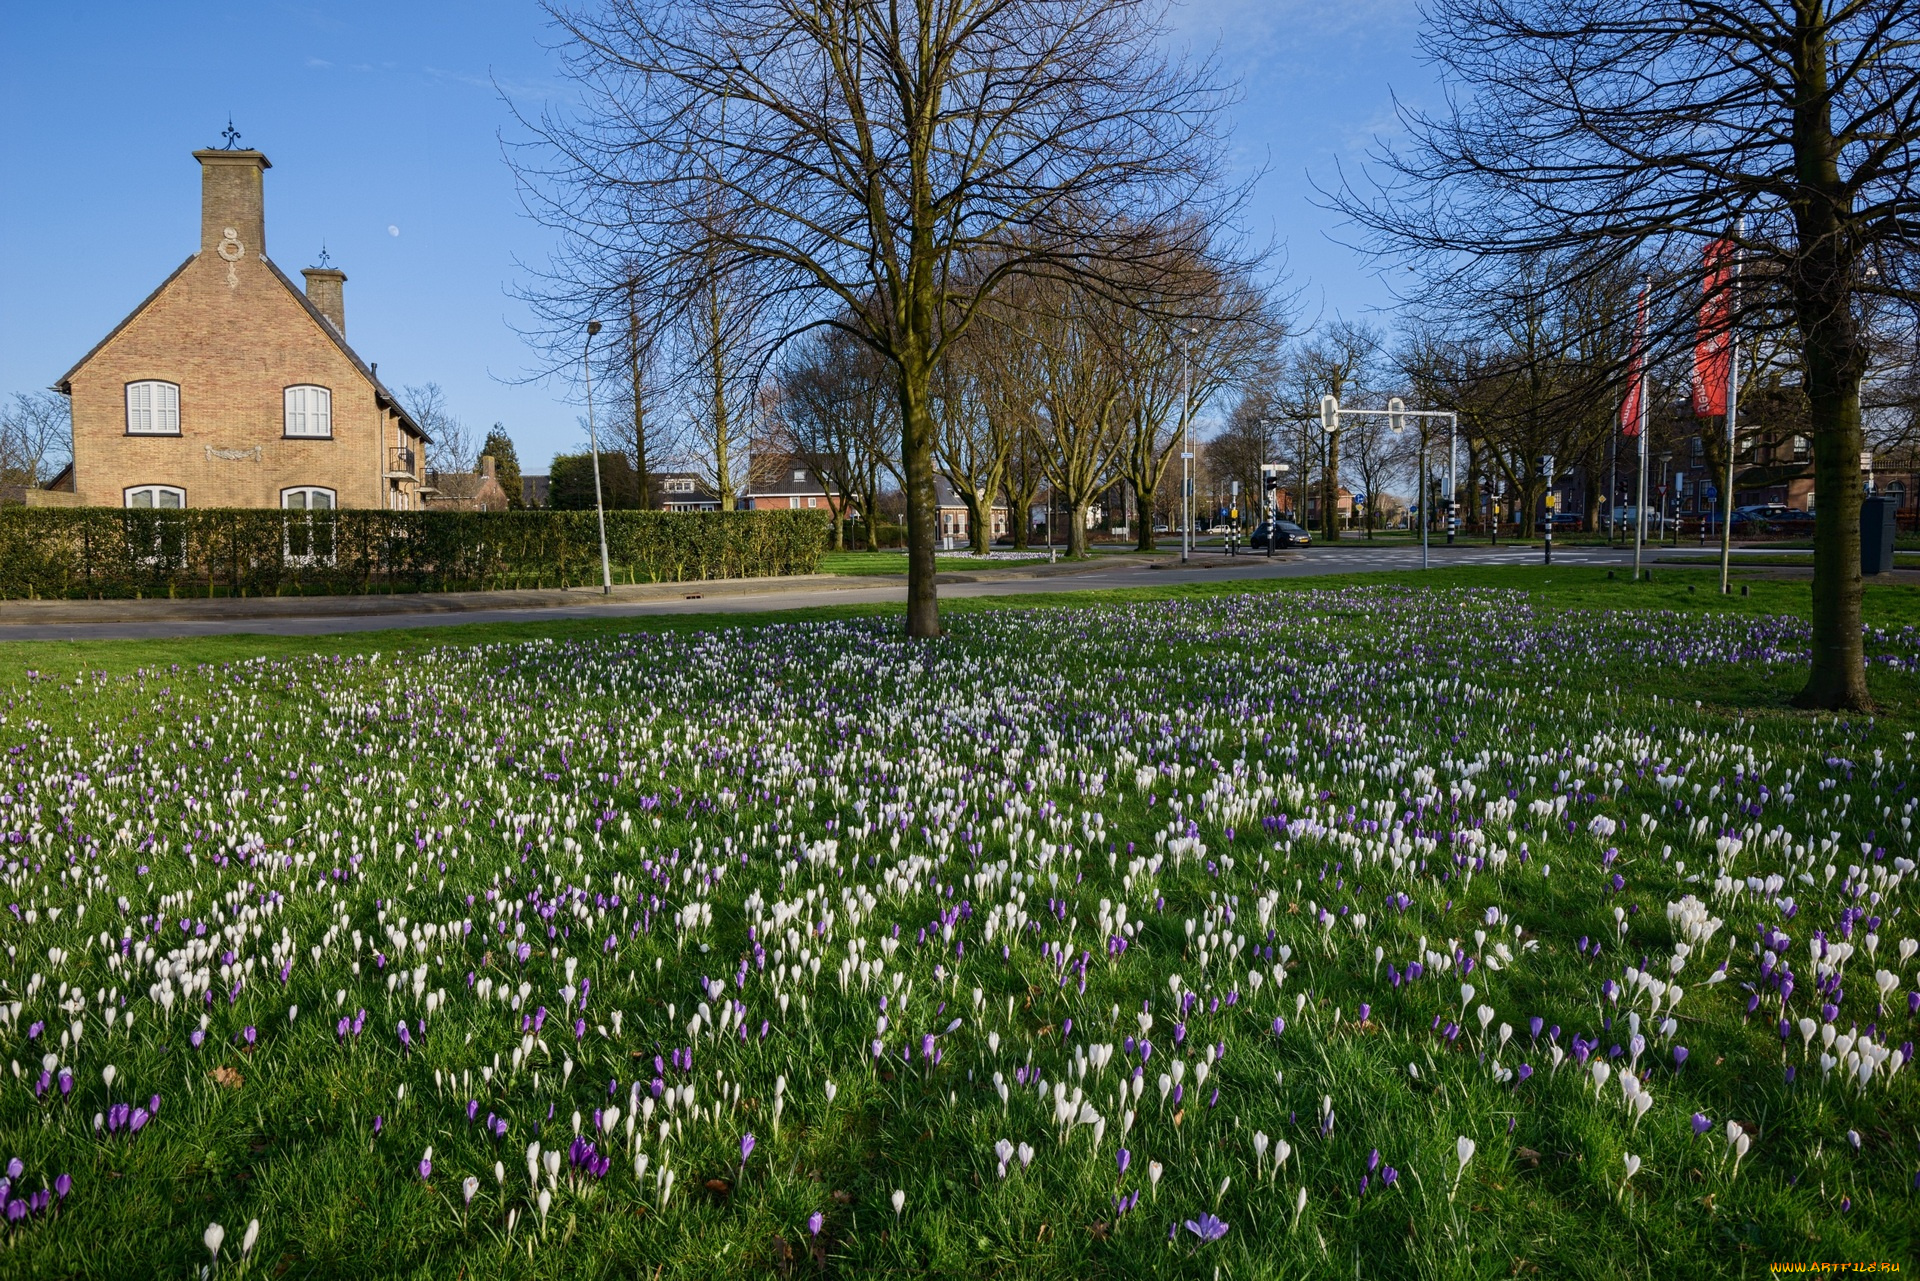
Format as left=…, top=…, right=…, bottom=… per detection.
left=0, top=567, right=1916, bottom=1277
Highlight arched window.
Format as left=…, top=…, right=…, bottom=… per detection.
left=125, top=382, right=180, bottom=435
left=284, top=385, right=333, bottom=438
left=282, top=487, right=337, bottom=566
left=124, top=485, right=185, bottom=508
left=282, top=487, right=335, bottom=510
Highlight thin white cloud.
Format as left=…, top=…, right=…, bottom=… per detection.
left=305, top=57, right=333, bottom=69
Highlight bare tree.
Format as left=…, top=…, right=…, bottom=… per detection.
left=1281, top=321, right=1382, bottom=541
left=933, top=334, right=1015, bottom=555
left=403, top=383, right=475, bottom=477
left=775, top=326, right=897, bottom=548
left=0, top=391, right=72, bottom=488
left=1109, top=251, right=1282, bottom=550
left=518, top=0, right=1243, bottom=636
left=1336, top=0, right=1920, bottom=708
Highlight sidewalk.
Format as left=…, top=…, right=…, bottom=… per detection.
left=0, top=555, right=1145, bottom=627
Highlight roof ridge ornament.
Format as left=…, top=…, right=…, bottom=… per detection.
left=218, top=117, right=243, bottom=151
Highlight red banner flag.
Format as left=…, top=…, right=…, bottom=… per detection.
left=1693, top=239, right=1735, bottom=416
left=1620, top=284, right=1649, bottom=436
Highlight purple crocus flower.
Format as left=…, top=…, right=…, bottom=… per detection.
left=1381, top=1167, right=1398, bottom=1187
left=53, top=1174, right=69, bottom=1199
left=741, top=1133, right=756, bottom=1164
left=1673, top=1046, right=1689, bottom=1067
left=1117, top=1149, right=1131, bottom=1175
left=807, top=1211, right=824, bottom=1237
left=1691, top=1113, right=1711, bottom=1136
left=419, top=1154, right=432, bottom=1180
left=397, top=1022, right=411, bottom=1050
left=1184, top=1212, right=1229, bottom=1242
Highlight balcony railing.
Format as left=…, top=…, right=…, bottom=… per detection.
left=387, top=447, right=418, bottom=478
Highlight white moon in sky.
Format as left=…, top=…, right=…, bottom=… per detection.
left=388, top=225, right=400, bottom=237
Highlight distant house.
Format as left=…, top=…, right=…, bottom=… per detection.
left=521, top=474, right=550, bottom=509
left=423, top=456, right=511, bottom=511
left=52, top=142, right=429, bottom=511
left=1304, top=486, right=1357, bottom=526
left=936, top=476, right=1008, bottom=545
left=654, top=472, right=721, bottom=512
left=744, top=458, right=842, bottom=514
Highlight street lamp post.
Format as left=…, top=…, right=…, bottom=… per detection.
left=1633, top=350, right=1650, bottom=581
left=584, top=319, right=613, bottom=595
left=1179, top=329, right=1194, bottom=564
left=1719, top=217, right=1745, bottom=595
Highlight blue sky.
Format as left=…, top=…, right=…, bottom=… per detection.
left=0, top=0, right=1432, bottom=470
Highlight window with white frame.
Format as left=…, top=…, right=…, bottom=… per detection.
left=282, top=487, right=335, bottom=511
left=123, top=486, right=188, bottom=567
left=284, top=385, right=333, bottom=438
left=124, top=485, right=185, bottom=508
left=807, top=496, right=818, bottom=508
left=125, top=382, right=180, bottom=435
left=793, top=469, right=807, bottom=483
left=282, top=487, right=337, bottom=566
left=666, top=478, right=694, bottom=494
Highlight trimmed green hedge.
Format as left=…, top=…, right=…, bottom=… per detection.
left=0, top=508, right=829, bottom=599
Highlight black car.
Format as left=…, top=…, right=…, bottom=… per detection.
left=1250, top=520, right=1312, bottom=549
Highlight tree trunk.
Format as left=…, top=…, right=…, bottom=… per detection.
left=1794, top=336, right=1870, bottom=709
left=1135, top=480, right=1158, bottom=551
left=1786, top=6, right=1869, bottom=709
left=898, top=363, right=941, bottom=637
left=1066, top=501, right=1091, bottom=558
left=965, top=492, right=991, bottom=555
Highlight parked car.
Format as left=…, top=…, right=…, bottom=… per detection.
left=1250, top=520, right=1312, bottom=549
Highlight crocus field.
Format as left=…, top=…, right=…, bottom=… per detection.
left=3, top=584, right=1919, bottom=1278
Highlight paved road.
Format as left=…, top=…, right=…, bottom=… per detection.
left=0, top=543, right=1662, bottom=642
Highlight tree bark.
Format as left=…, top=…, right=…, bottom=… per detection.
left=898, top=358, right=942, bottom=637
left=1787, top=4, right=1870, bottom=710
left=1794, top=335, right=1870, bottom=708
left=1134, top=481, right=1157, bottom=551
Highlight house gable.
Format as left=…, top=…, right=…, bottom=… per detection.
left=54, top=146, right=425, bottom=510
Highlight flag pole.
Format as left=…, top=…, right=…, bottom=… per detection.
left=1633, top=277, right=1650, bottom=581
left=1718, top=219, right=1743, bottom=594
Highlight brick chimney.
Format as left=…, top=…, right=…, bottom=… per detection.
left=192, top=148, right=271, bottom=260
left=479, top=455, right=497, bottom=481
left=302, top=266, right=347, bottom=334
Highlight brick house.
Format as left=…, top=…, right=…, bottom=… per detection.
left=423, top=457, right=511, bottom=511
left=51, top=145, right=429, bottom=512
left=744, top=458, right=842, bottom=514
